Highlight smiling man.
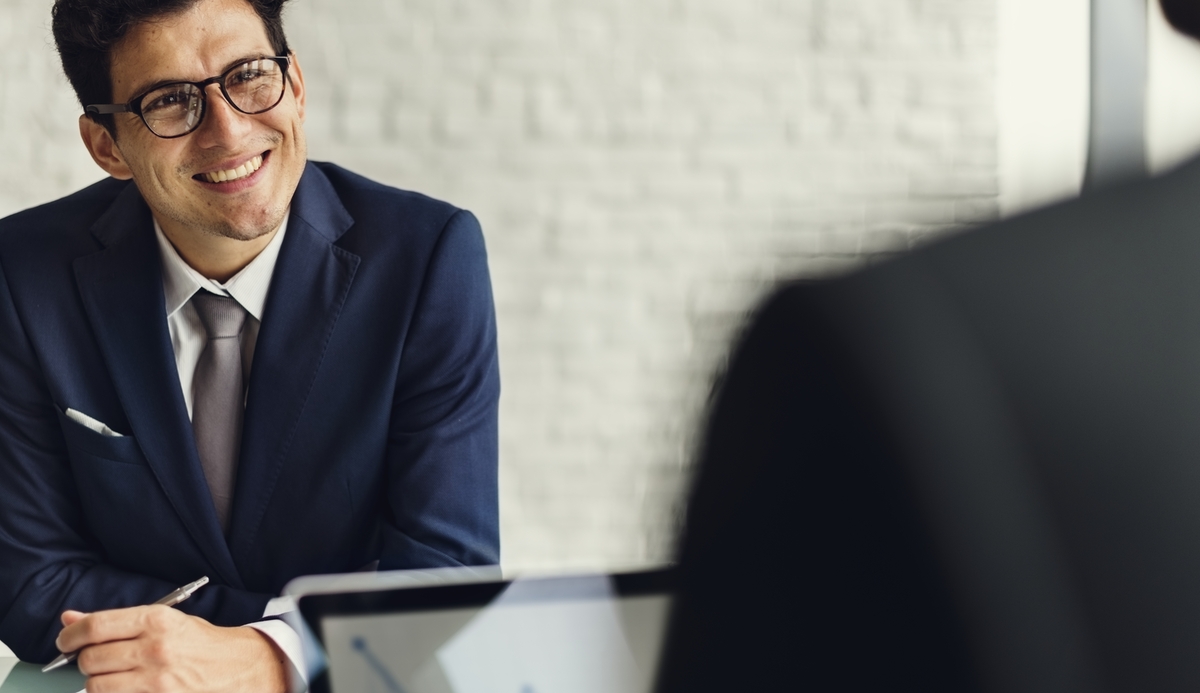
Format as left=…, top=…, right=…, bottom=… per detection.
left=0, top=0, right=499, bottom=690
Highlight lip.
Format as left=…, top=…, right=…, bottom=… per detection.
left=193, top=150, right=270, bottom=193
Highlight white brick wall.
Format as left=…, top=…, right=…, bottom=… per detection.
left=0, top=0, right=997, bottom=575
left=0, top=0, right=106, bottom=214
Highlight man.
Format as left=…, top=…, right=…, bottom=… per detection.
left=0, top=0, right=499, bottom=690
left=658, top=3, right=1200, bottom=691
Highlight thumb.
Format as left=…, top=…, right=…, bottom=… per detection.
left=60, top=610, right=89, bottom=626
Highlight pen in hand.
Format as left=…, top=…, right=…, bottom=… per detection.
left=42, top=575, right=210, bottom=673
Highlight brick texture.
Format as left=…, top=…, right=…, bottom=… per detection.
left=0, top=0, right=998, bottom=576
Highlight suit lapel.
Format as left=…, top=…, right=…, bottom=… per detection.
left=231, top=164, right=360, bottom=558
left=72, top=183, right=243, bottom=588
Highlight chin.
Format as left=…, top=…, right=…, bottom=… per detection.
left=208, top=213, right=286, bottom=242
left=222, top=228, right=276, bottom=242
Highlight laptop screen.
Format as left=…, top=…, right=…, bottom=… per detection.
left=296, top=569, right=673, bottom=693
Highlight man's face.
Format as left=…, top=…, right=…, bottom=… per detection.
left=92, top=0, right=307, bottom=243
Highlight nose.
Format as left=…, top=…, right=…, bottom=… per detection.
left=192, top=82, right=252, bottom=148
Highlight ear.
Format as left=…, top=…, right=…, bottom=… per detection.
left=286, top=52, right=306, bottom=122
left=78, top=115, right=134, bottom=180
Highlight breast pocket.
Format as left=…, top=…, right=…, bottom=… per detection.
left=55, top=407, right=146, bottom=466
left=54, top=407, right=182, bottom=568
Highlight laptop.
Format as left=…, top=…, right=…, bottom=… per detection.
left=285, top=567, right=674, bottom=693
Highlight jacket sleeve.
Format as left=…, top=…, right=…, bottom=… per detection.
left=0, top=260, right=273, bottom=663
left=380, top=209, right=501, bottom=569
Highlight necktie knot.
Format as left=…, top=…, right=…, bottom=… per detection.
left=192, top=291, right=246, bottom=339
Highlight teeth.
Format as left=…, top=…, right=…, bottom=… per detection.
left=203, top=154, right=262, bottom=183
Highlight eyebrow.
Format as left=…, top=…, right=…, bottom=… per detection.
left=121, top=54, right=275, bottom=103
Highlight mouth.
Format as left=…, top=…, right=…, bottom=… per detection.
left=194, top=152, right=267, bottom=184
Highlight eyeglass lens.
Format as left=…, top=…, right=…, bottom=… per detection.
left=139, top=58, right=285, bottom=137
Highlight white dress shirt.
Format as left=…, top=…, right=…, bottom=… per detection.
left=154, top=214, right=287, bottom=417
left=153, top=213, right=306, bottom=683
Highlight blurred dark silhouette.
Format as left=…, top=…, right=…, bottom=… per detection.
left=657, top=8, right=1200, bottom=683
left=1161, top=0, right=1200, bottom=39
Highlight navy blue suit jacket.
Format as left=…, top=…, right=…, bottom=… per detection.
left=0, top=162, right=500, bottom=662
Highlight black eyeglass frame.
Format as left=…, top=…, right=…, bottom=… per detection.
left=85, top=55, right=292, bottom=139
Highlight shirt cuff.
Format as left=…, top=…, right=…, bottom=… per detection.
left=263, top=595, right=297, bottom=617
left=246, top=612, right=306, bottom=692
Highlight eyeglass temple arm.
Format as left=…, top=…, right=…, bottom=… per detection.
left=86, top=104, right=134, bottom=115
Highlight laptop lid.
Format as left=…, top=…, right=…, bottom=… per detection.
left=288, top=568, right=674, bottom=693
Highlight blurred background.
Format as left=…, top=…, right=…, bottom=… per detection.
left=2, top=0, right=1200, bottom=579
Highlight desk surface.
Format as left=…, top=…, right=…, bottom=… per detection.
left=0, top=660, right=86, bottom=693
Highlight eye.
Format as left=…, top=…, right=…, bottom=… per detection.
left=227, top=61, right=275, bottom=87
left=141, top=87, right=198, bottom=114
left=229, top=69, right=261, bottom=85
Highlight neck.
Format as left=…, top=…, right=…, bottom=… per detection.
left=156, top=219, right=278, bottom=283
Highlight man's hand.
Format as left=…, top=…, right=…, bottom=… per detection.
left=56, top=605, right=289, bottom=693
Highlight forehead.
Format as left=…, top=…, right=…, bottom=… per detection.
left=109, top=0, right=274, bottom=100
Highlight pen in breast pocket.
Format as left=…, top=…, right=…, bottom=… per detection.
left=42, top=576, right=210, bottom=673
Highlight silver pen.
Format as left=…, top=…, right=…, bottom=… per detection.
left=42, top=576, right=210, bottom=673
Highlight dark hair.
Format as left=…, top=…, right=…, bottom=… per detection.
left=1162, top=0, right=1200, bottom=41
left=51, top=0, right=291, bottom=133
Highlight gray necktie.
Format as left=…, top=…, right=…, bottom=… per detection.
left=191, top=291, right=247, bottom=532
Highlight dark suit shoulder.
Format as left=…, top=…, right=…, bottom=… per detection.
left=809, top=155, right=1200, bottom=383
left=310, top=161, right=463, bottom=233
left=891, top=155, right=1200, bottom=295
left=300, top=162, right=485, bottom=292
left=0, top=177, right=129, bottom=259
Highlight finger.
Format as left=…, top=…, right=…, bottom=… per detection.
left=85, top=669, right=167, bottom=693
left=76, top=638, right=144, bottom=677
left=57, top=606, right=167, bottom=653
left=56, top=609, right=89, bottom=652
left=61, top=610, right=89, bottom=626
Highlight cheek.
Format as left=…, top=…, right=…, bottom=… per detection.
left=118, top=140, right=184, bottom=186
left=129, top=163, right=191, bottom=209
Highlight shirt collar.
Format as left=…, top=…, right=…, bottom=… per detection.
left=154, top=209, right=290, bottom=322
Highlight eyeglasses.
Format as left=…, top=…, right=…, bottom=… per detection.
left=86, top=56, right=291, bottom=139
